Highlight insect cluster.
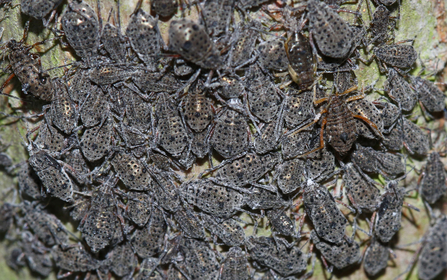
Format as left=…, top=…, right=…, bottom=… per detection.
left=0, top=0, right=446, bottom=279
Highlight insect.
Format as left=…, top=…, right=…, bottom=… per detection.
left=124, top=191, right=152, bottom=227
left=101, top=17, right=127, bottom=63
left=418, top=151, right=447, bottom=204
left=19, top=231, right=53, bottom=277
left=34, top=121, right=67, bottom=154
left=180, top=179, right=245, bottom=218
left=362, top=42, right=417, bottom=73
left=209, top=107, right=250, bottom=159
left=374, top=101, right=400, bottom=129
left=363, top=238, right=392, bottom=276
left=29, top=150, right=74, bottom=202
left=236, top=0, right=269, bottom=10
left=126, top=8, right=162, bottom=69
left=382, top=121, right=404, bottom=151
left=20, top=0, right=62, bottom=21
left=151, top=171, right=181, bottom=212
left=340, top=162, right=381, bottom=213
left=80, top=116, right=113, bottom=162
left=68, top=68, right=93, bottom=103
left=219, top=247, right=251, bottom=280
left=283, top=90, right=315, bottom=129
left=348, top=98, right=384, bottom=139
left=79, top=85, right=110, bottom=128
left=78, top=180, right=124, bottom=252
left=208, top=152, right=280, bottom=191
left=310, top=230, right=361, bottom=271
left=228, top=20, right=261, bottom=68
left=151, top=0, right=178, bottom=18
left=111, top=149, right=152, bottom=191
left=275, top=158, right=306, bottom=194
left=365, top=4, right=398, bottom=46
left=281, top=123, right=320, bottom=159
left=169, top=18, right=222, bottom=69
left=173, top=206, right=206, bottom=239
left=306, top=0, right=357, bottom=59
left=267, top=208, right=297, bottom=238
left=303, top=179, right=348, bottom=244
left=61, top=0, right=100, bottom=64
left=18, top=162, right=43, bottom=200
left=51, top=243, right=102, bottom=278
left=180, top=88, right=214, bottom=133
left=305, top=147, right=336, bottom=183
left=352, top=144, right=406, bottom=178
left=0, top=21, right=54, bottom=101
left=402, top=118, right=430, bottom=156
left=104, top=242, right=138, bottom=278
left=131, top=206, right=167, bottom=258
left=0, top=202, right=15, bottom=232
left=120, top=86, right=152, bottom=132
left=384, top=68, right=417, bottom=111
left=285, top=31, right=316, bottom=90
left=412, top=75, right=446, bottom=113
left=191, top=129, right=210, bottom=158
left=47, top=78, right=77, bottom=134
left=178, top=238, right=220, bottom=280
left=245, top=187, right=289, bottom=210
left=254, top=117, right=282, bottom=154
left=246, top=236, right=310, bottom=277
left=257, top=38, right=289, bottom=72
left=200, top=213, right=245, bottom=247
left=202, top=0, right=235, bottom=36
left=154, top=93, right=189, bottom=158
left=245, top=65, right=282, bottom=123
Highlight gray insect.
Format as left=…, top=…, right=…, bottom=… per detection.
left=120, top=86, right=152, bottom=132
left=418, top=151, right=447, bottom=204
left=341, top=162, right=381, bottom=213
left=402, top=118, right=430, bottom=156
left=275, top=158, right=306, bottom=194
left=417, top=215, right=447, bottom=280
left=68, top=69, right=93, bottom=103
left=131, top=69, right=181, bottom=94
left=352, top=144, right=406, bottom=178
left=209, top=107, right=250, bottom=159
left=155, top=93, right=189, bottom=158
left=29, top=150, right=74, bottom=202
left=21, top=0, right=62, bottom=20
left=281, top=123, right=320, bottom=159
left=245, top=188, right=289, bottom=210
left=257, top=38, right=289, bottom=72
left=364, top=43, right=417, bottom=72
left=47, top=78, right=78, bottom=134
left=365, top=4, right=397, bottom=46
left=51, top=244, right=101, bottom=277
left=61, top=0, right=100, bottom=63
left=191, top=129, right=210, bottom=158
left=219, top=247, right=251, bottom=280
left=305, top=147, right=336, bottom=183
left=34, top=121, right=66, bottom=153
left=126, top=9, right=162, bottom=69
left=202, top=0, right=235, bottom=36
left=303, top=179, right=348, bottom=244
left=310, top=230, right=361, bottom=271
left=80, top=85, right=109, bottom=127
left=211, top=152, right=280, bottom=190
left=87, top=64, right=136, bottom=86
left=254, top=118, right=282, bottom=154
left=267, top=208, right=296, bottom=238
left=382, top=121, right=404, bottom=151
left=169, top=19, right=222, bottom=69
left=374, top=181, right=407, bottom=243
left=78, top=182, right=123, bottom=252
left=151, top=171, right=181, bottom=212
left=111, top=149, right=152, bottom=191
left=181, top=90, right=214, bottom=133
left=178, top=238, right=220, bottom=280
left=80, top=116, right=113, bottom=162
left=412, top=75, right=446, bottom=113
left=105, top=242, right=138, bottom=278
left=363, top=238, right=391, bottom=276
left=19, top=231, right=53, bottom=277
left=200, top=213, right=245, bottom=247
left=246, top=236, right=310, bottom=277
left=18, top=163, right=42, bottom=200
left=375, top=101, right=400, bottom=129
left=62, top=148, right=90, bottom=185
left=283, top=90, right=315, bottom=129
left=348, top=99, right=384, bottom=139
left=384, top=67, right=417, bottom=112
left=131, top=206, right=167, bottom=258
left=229, top=21, right=260, bottom=68
left=151, top=0, right=178, bottom=18
left=125, top=191, right=152, bottom=227
left=101, top=21, right=127, bottom=63
left=307, top=0, right=356, bottom=59
left=180, top=179, right=245, bottom=218
left=0, top=152, right=12, bottom=167
left=1, top=22, right=54, bottom=101
left=173, top=206, right=206, bottom=239
left=246, top=65, right=282, bottom=123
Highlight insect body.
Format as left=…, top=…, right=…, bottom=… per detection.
left=418, top=151, right=447, bottom=204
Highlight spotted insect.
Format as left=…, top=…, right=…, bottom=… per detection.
left=202, top=0, right=235, bottom=36
left=254, top=117, right=282, bottom=154
left=155, top=93, right=189, bottom=157
left=180, top=179, right=245, bottom=218
left=246, top=236, right=311, bottom=277
left=352, top=144, right=406, bottom=178
left=310, top=230, right=361, bottom=271
left=245, top=188, right=289, bottom=210
left=80, top=116, right=113, bottom=162
left=0, top=21, right=54, bottom=101
left=283, top=89, right=315, bottom=129
left=275, top=158, right=306, bottom=194
left=34, top=121, right=67, bottom=153
left=305, top=147, right=336, bottom=183
left=281, top=123, right=320, bottom=159
left=365, top=4, right=398, bottom=46
left=228, top=20, right=261, bottom=68
left=19, top=231, right=53, bottom=277
left=134, top=258, right=162, bottom=280
left=219, top=247, right=251, bottom=280
left=151, top=171, right=181, bottom=212
left=101, top=19, right=127, bottom=63
left=412, top=75, right=446, bottom=113
left=384, top=68, right=417, bottom=111
left=61, top=0, right=100, bottom=63
left=257, top=38, right=289, bottom=72
left=47, top=78, right=77, bottom=134
left=151, top=0, right=178, bottom=17
left=418, top=151, right=447, bottom=204
left=29, top=150, right=74, bottom=202
left=169, top=18, right=222, bottom=69
left=173, top=206, right=206, bottom=239
left=267, top=208, right=297, bottom=238
left=104, top=242, right=138, bottom=278
left=18, top=162, right=43, bottom=200
left=200, top=213, right=245, bottom=247
left=124, top=191, right=152, bottom=227
left=303, top=179, right=348, bottom=244
left=20, top=0, right=62, bottom=20
left=348, top=98, right=384, bottom=139
left=285, top=31, right=316, bottom=90
left=178, top=238, right=220, bottom=280
left=111, top=149, right=152, bottom=191
left=79, top=84, right=110, bottom=128
left=51, top=243, right=102, bottom=277
left=126, top=8, right=162, bottom=69
left=362, top=42, right=417, bottom=73
left=180, top=88, right=214, bottom=133
left=402, top=118, right=430, bottom=156
left=363, top=238, right=392, bottom=276
left=131, top=206, right=167, bottom=258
